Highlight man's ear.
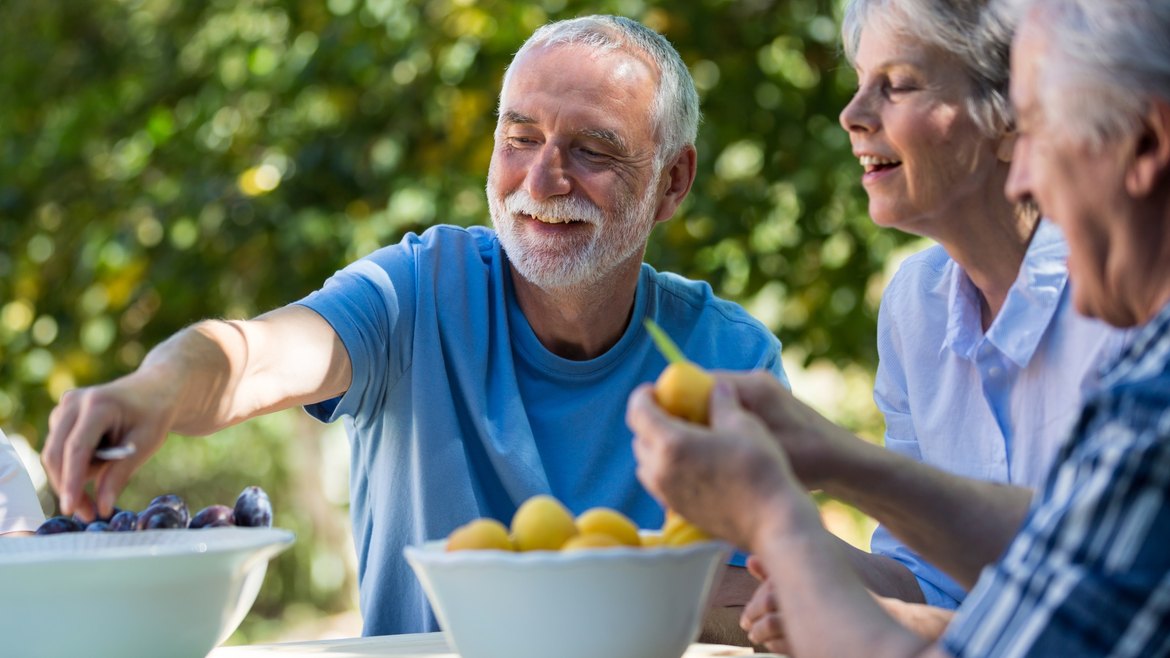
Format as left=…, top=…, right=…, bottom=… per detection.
left=996, top=128, right=1017, bottom=163
left=653, top=144, right=698, bottom=223
left=1127, top=98, right=1170, bottom=198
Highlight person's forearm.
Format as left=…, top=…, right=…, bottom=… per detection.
left=752, top=496, right=943, bottom=658
left=820, top=444, right=1032, bottom=589
left=133, top=321, right=247, bottom=435
left=138, top=308, right=349, bottom=434
left=838, top=537, right=926, bottom=603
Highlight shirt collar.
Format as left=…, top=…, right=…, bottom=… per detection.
left=942, top=219, right=1070, bottom=367
left=1100, top=298, right=1170, bottom=388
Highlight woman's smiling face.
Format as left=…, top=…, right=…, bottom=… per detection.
left=839, top=18, right=1007, bottom=238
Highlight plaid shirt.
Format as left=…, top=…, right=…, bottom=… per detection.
left=942, top=300, right=1170, bottom=657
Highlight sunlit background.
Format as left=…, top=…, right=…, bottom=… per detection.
left=0, top=0, right=928, bottom=642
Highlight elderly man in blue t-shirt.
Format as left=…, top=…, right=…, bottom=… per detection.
left=41, top=16, right=786, bottom=637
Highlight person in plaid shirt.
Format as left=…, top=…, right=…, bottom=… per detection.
left=628, top=0, right=1170, bottom=655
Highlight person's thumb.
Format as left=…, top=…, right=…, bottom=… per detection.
left=746, top=554, right=769, bottom=581
left=708, top=379, right=743, bottom=429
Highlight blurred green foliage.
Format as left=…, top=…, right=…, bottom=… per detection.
left=0, top=0, right=913, bottom=641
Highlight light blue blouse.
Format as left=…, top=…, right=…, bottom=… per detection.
left=870, top=220, right=1131, bottom=607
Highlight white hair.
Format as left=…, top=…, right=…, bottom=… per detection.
left=842, top=0, right=1016, bottom=137
left=1003, top=0, right=1170, bottom=150
left=500, top=15, right=700, bottom=167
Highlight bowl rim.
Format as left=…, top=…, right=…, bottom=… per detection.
left=0, top=526, right=295, bottom=565
left=405, top=537, right=730, bottom=566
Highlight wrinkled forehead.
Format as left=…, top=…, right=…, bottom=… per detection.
left=499, top=42, right=658, bottom=107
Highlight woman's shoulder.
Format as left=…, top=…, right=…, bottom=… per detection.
left=882, top=243, right=954, bottom=308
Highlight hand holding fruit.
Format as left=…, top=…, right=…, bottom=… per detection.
left=629, top=322, right=800, bottom=550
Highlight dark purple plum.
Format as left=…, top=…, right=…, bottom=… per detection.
left=233, top=486, right=272, bottom=528
left=136, top=504, right=186, bottom=530
left=35, top=516, right=86, bottom=535
left=190, top=505, right=235, bottom=529
left=146, top=494, right=189, bottom=527
left=107, top=509, right=138, bottom=532
left=85, top=521, right=110, bottom=532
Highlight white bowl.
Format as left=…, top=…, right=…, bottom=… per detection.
left=0, top=527, right=294, bottom=658
left=405, top=538, right=729, bottom=658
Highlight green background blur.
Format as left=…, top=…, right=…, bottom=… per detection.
left=0, top=0, right=925, bottom=642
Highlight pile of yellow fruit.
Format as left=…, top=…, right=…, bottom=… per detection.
left=445, top=495, right=710, bottom=552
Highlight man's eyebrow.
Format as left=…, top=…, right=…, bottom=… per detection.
left=579, top=127, right=627, bottom=153
left=500, top=110, right=536, bottom=125
left=498, top=110, right=628, bottom=153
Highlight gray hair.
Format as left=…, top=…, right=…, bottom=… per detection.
left=501, top=15, right=700, bottom=167
left=1004, top=0, right=1170, bottom=149
left=842, top=0, right=1016, bottom=137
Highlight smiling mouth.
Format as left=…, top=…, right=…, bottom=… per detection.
left=859, top=155, right=903, bottom=174
left=519, top=212, right=588, bottom=226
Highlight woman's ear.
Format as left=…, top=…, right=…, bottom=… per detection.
left=996, top=129, right=1018, bottom=163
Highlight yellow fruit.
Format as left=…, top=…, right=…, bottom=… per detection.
left=664, top=522, right=711, bottom=547
left=662, top=509, right=710, bottom=547
left=511, top=495, right=578, bottom=551
left=654, top=361, right=715, bottom=424
left=562, top=532, right=624, bottom=551
left=446, top=518, right=514, bottom=552
left=575, top=508, right=641, bottom=547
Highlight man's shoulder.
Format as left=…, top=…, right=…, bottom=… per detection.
left=355, top=224, right=500, bottom=276
left=399, top=224, right=499, bottom=258
left=644, top=266, right=782, bottom=366
left=647, top=267, right=766, bottom=330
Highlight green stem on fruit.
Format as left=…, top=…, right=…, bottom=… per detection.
left=643, top=319, right=688, bottom=365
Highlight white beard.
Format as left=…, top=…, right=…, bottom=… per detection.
left=488, top=172, right=661, bottom=291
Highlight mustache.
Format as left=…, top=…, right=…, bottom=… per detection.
left=502, top=190, right=605, bottom=225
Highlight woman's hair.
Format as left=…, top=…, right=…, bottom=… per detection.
left=1009, top=0, right=1170, bottom=150
left=502, top=15, right=700, bottom=167
left=842, top=0, right=1015, bottom=137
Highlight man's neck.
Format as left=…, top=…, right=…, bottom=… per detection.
left=509, top=258, right=642, bottom=361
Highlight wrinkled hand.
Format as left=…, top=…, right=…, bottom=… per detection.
left=628, top=377, right=799, bottom=549
left=740, top=556, right=790, bottom=654
left=713, top=371, right=859, bottom=490
left=42, top=374, right=178, bottom=520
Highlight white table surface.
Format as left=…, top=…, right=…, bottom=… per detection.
left=208, top=631, right=782, bottom=657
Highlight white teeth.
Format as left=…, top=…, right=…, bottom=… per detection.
left=859, top=155, right=901, bottom=167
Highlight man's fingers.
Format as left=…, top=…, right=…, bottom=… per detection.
left=41, top=392, right=81, bottom=501
left=95, top=459, right=137, bottom=519
left=741, top=579, right=778, bottom=628
left=746, top=554, right=769, bottom=581
left=57, top=401, right=114, bottom=516
left=746, top=612, right=787, bottom=652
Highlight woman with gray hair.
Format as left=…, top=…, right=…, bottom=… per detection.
left=729, top=0, right=1129, bottom=649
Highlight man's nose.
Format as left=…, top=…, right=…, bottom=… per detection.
left=525, top=145, right=572, bottom=200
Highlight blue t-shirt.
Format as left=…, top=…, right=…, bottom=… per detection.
left=296, top=225, right=787, bottom=635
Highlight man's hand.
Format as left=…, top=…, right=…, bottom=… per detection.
left=41, top=306, right=351, bottom=521
left=628, top=379, right=802, bottom=549
left=740, top=556, right=954, bottom=653
left=42, top=371, right=181, bottom=521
